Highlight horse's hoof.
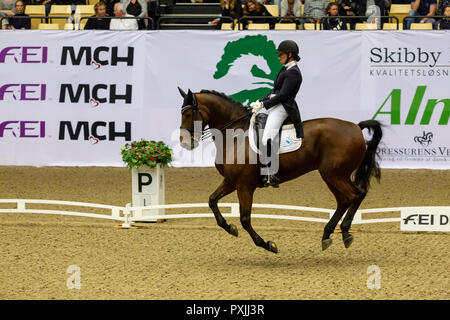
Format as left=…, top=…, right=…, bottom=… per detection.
left=267, top=241, right=278, bottom=254
left=228, top=224, right=238, bottom=237
left=322, top=238, right=333, bottom=251
left=343, top=234, right=354, bottom=248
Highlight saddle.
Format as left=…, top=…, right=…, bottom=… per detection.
left=249, top=113, right=302, bottom=155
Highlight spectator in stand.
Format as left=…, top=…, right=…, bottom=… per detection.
left=279, top=0, right=302, bottom=24
left=438, top=5, right=450, bottom=29
left=434, top=0, right=450, bottom=28
left=359, top=0, right=386, bottom=29
left=217, top=0, right=243, bottom=29
left=104, top=0, right=119, bottom=17
left=242, top=0, right=275, bottom=29
left=405, top=0, right=437, bottom=29
left=322, top=2, right=347, bottom=29
left=0, top=0, right=16, bottom=23
left=110, top=2, right=138, bottom=30
left=123, top=0, right=147, bottom=30
left=84, top=1, right=110, bottom=30
left=337, top=0, right=360, bottom=28
left=303, top=0, right=328, bottom=24
left=2, top=0, right=30, bottom=29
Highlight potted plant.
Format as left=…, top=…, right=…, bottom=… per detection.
left=121, top=139, right=173, bottom=221
left=121, top=139, right=173, bottom=169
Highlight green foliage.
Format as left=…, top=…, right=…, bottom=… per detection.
left=121, top=139, right=173, bottom=169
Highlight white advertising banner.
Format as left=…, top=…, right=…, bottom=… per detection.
left=401, top=207, right=450, bottom=232
left=0, top=30, right=449, bottom=168
left=361, top=31, right=450, bottom=169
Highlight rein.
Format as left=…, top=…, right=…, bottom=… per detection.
left=181, top=92, right=252, bottom=142
left=201, top=109, right=253, bottom=141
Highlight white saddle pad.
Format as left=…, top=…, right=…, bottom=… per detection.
left=249, top=114, right=302, bottom=155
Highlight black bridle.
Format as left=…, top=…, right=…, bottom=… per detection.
left=180, top=92, right=207, bottom=143
left=180, top=92, right=252, bottom=142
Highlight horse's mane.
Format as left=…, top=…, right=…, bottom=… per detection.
left=199, top=90, right=246, bottom=110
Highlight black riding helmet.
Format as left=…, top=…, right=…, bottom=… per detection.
left=277, top=40, right=300, bottom=62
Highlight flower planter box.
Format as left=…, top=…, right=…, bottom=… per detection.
left=131, top=164, right=165, bottom=222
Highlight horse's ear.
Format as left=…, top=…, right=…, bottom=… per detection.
left=178, top=87, right=187, bottom=98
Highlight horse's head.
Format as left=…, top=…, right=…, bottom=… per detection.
left=178, top=87, right=204, bottom=150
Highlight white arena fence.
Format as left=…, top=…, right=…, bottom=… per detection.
left=0, top=198, right=420, bottom=228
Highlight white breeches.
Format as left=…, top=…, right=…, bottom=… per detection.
left=259, top=103, right=288, bottom=146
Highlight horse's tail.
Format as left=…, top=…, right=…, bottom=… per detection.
left=354, top=120, right=383, bottom=192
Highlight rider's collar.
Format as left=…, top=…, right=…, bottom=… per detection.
left=284, top=61, right=297, bottom=70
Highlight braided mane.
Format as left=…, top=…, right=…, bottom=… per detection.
left=199, top=90, right=245, bottom=110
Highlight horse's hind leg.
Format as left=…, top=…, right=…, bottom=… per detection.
left=237, top=184, right=278, bottom=253
left=340, top=188, right=367, bottom=248
left=209, top=179, right=238, bottom=237
left=321, top=177, right=356, bottom=251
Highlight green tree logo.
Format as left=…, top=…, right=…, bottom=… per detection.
left=213, top=35, right=282, bottom=104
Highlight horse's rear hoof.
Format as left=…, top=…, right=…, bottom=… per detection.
left=267, top=241, right=278, bottom=254
left=322, top=238, right=332, bottom=251
left=343, top=234, right=354, bottom=248
left=228, top=224, right=238, bottom=237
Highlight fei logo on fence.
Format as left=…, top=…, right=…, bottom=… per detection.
left=0, top=46, right=48, bottom=64
left=0, top=84, right=46, bottom=101
left=401, top=207, right=450, bottom=232
left=0, top=121, right=45, bottom=138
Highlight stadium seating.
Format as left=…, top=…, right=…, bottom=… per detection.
left=264, top=4, right=279, bottom=17
left=410, top=23, right=433, bottom=30
left=24, top=5, right=45, bottom=30
left=274, top=23, right=297, bottom=30
left=247, top=23, right=270, bottom=30
left=49, top=5, right=72, bottom=30
left=74, top=5, right=95, bottom=30
left=355, top=23, right=377, bottom=30
left=389, top=4, right=410, bottom=25
left=382, top=22, right=403, bottom=30
left=220, top=22, right=241, bottom=30
left=38, top=23, right=59, bottom=30
left=302, top=23, right=317, bottom=30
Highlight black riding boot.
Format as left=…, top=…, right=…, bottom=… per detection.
left=261, top=139, right=279, bottom=188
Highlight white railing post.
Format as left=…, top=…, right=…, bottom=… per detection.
left=231, top=203, right=239, bottom=217
left=17, top=200, right=26, bottom=211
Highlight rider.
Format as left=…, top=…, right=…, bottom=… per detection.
left=250, top=40, right=304, bottom=188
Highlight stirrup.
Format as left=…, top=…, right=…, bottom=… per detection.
left=262, top=175, right=279, bottom=188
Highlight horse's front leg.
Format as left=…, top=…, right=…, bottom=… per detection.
left=237, top=184, right=278, bottom=253
left=209, top=179, right=238, bottom=237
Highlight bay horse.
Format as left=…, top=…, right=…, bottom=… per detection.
left=178, top=88, right=382, bottom=253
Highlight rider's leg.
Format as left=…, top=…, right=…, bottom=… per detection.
left=260, top=105, right=288, bottom=187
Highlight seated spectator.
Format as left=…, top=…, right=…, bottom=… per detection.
left=242, top=0, right=275, bottom=29
left=84, top=1, right=110, bottom=30
left=0, top=0, right=15, bottom=18
left=104, top=0, right=120, bottom=17
left=434, top=0, right=450, bottom=28
left=322, top=2, right=347, bottom=29
left=280, top=0, right=302, bottom=24
left=337, top=0, right=360, bottom=28
left=359, top=0, right=386, bottom=29
left=110, top=2, right=138, bottom=30
left=405, top=0, right=437, bottom=29
left=303, top=0, right=328, bottom=24
left=123, top=0, right=147, bottom=30
left=217, top=0, right=243, bottom=29
left=2, top=0, right=30, bottom=29
left=439, top=5, right=450, bottom=29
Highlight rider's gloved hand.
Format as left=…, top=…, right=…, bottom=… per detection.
left=250, top=101, right=264, bottom=114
